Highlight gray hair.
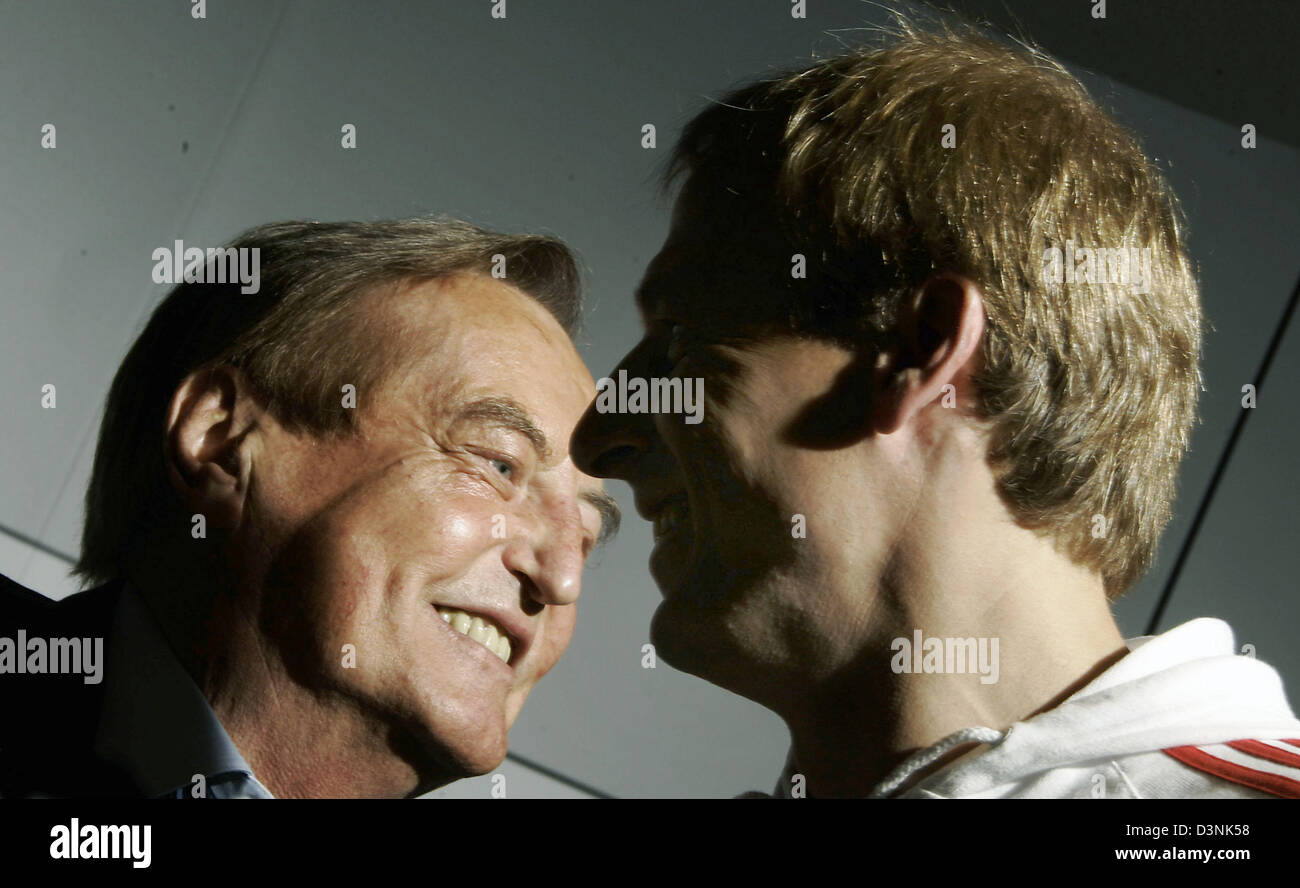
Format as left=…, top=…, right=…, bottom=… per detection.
left=76, top=217, right=583, bottom=586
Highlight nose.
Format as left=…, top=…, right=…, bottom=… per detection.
left=570, top=349, right=653, bottom=480
left=501, top=495, right=587, bottom=607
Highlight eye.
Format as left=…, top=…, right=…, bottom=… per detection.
left=488, top=457, right=515, bottom=480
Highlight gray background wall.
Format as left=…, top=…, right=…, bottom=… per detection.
left=1, top=0, right=1295, bottom=798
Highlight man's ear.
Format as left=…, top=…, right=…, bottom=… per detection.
left=164, top=365, right=264, bottom=529
left=873, top=274, right=986, bottom=435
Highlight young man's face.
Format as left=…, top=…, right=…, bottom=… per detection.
left=242, top=273, right=614, bottom=792
left=572, top=183, right=903, bottom=703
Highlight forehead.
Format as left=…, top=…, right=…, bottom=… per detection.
left=636, top=192, right=797, bottom=330
left=380, top=273, right=594, bottom=425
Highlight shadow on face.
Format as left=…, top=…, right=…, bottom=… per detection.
left=571, top=182, right=894, bottom=702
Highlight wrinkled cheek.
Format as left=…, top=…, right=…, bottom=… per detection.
left=257, top=535, right=363, bottom=683
left=354, top=486, right=488, bottom=595
left=440, top=513, right=480, bottom=550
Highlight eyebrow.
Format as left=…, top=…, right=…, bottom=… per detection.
left=457, top=397, right=622, bottom=546
left=458, top=397, right=553, bottom=463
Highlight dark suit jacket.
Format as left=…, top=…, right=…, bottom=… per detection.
left=0, top=572, right=142, bottom=797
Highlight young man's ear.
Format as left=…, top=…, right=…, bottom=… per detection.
left=873, top=274, right=986, bottom=435
left=164, top=364, right=264, bottom=529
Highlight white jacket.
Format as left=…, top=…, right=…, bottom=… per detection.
left=762, top=618, right=1300, bottom=798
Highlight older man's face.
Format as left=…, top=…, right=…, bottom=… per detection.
left=248, top=273, right=611, bottom=790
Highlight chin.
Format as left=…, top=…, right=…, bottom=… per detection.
left=437, top=724, right=510, bottom=778
left=401, top=736, right=510, bottom=797
left=650, top=590, right=730, bottom=679
left=649, top=569, right=779, bottom=706
left=389, top=703, right=512, bottom=791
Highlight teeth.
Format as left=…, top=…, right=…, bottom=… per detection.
left=468, top=617, right=491, bottom=644
left=435, top=607, right=512, bottom=663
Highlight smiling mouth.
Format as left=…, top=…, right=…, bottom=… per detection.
left=434, top=607, right=513, bottom=663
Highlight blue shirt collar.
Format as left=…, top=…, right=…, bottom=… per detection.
left=92, top=582, right=273, bottom=798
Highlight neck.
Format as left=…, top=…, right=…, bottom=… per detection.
left=777, top=483, right=1128, bottom=798
left=129, top=546, right=435, bottom=798
left=783, top=594, right=1127, bottom=798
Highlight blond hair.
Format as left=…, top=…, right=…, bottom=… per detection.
left=668, top=22, right=1202, bottom=599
